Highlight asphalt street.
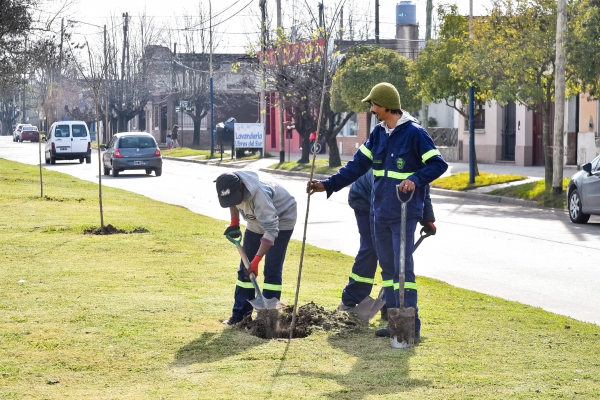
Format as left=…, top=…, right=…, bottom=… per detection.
left=2, top=137, right=599, bottom=326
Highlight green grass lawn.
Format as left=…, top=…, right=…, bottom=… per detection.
left=269, top=159, right=346, bottom=175
left=432, top=171, right=527, bottom=191
left=2, top=159, right=599, bottom=398
left=488, top=178, right=570, bottom=209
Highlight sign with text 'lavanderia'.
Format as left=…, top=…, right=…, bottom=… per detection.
left=234, top=123, right=264, bottom=149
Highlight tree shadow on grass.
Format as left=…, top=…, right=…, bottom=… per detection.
left=171, top=328, right=264, bottom=367
left=272, top=329, right=430, bottom=399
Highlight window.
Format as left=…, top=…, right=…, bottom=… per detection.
left=464, top=109, right=486, bottom=130
left=72, top=125, right=88, bottom=137
left=153, top=105, right=159, bottom=128
left=55, top=124, right=70, bottom=137
left=338, top=113, right=358, bottom=137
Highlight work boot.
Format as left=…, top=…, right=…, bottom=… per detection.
left=380, top=306, right=388, bottom=321
left=222, top=316, right=242, bottom=325
left=375, top=326, right=390, bottom=337
left=337, top=302, right=355, bottom=312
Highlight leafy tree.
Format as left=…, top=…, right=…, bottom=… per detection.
left=473, top=0, right=558, bottom=189
left=332, top=44, right=420, bottom=115
left=566, top=0, right=600, bottom=97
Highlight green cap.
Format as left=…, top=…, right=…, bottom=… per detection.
left=361, top=82, right=401, bottom=110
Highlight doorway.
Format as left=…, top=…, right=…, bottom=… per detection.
left=502, top=100, right=516, bottom=161
left=160, top=105, right=168, bottom=143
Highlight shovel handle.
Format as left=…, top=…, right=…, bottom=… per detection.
left=226, top=233, right=242, bottom=247
left=396, top=184, right=415, bottom=203
left=413, top=230, right=432, bottom=252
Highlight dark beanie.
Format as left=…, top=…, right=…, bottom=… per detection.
left=361, top=82, right=401, bottom=110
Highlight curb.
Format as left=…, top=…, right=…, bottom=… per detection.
left=163, top=156, right=550, bottom=209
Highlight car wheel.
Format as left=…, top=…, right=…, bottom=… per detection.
left=18, top=137, right=22, bottom=142
left=155, top=167, right=162, bottom=177
left=112, top=167, right=119, bottom=177
left=45, top=155, right=50, bottom=164
left=145, top=168, right=152, bottom=175
left=568, top=189, right=590, bottom=224
left=79, top=157, right=84, bottom=164
left=85, top=156, right=91, bottom=164
left=50, top=156, right=56, bottom=165
left=103, top=167, right=110, bottom=175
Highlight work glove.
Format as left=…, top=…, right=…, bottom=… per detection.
left=420, top=221, right=436, bottom=236
left=223, top=218, right=241, bottom=238
left=248, top=255, right=262, bottom=277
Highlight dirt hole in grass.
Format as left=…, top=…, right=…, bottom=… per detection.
left=40, top=195, right=85, bottom=202
left=83, top=224, right=149, bottom=235
left=237, top=301, right=365, bottom=339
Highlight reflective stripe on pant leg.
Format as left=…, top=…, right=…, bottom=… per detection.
left=232, top=230, right=261, bottom=320
left=374, top=217, right=397, bottom=309
left=342, top=211, right=379, bottom=306
left=262, top=229, right=293, bottom=300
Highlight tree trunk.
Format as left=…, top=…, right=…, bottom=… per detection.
left=327, top=135, right=341, bottom=167
left=193, top=119, right=200, bottom=146
left=298, top=133, right=311, bottom=163
left=542, top=101, right=553, bottom=191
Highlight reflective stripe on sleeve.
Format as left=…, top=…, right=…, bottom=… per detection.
left=359, top=144, right=373, bottom=160
left=262, top=283, right=282, bottom=292
left=236, top=280, right=255, bottom=289
left=350, top=273, right=374, bottom=284
left=422, top=149, right=442, bottom=163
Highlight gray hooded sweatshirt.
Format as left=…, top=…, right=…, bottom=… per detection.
left=234, top=170, right=297, bottom=243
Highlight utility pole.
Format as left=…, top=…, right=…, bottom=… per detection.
left=259, top=0, right=267, bottom=158
left=468, top=0, right=475, bottom=184
left=420, top=0, right=433, bottom=131
left=552, top=0, right=567, bottom=194
left=277, top=0, right=285, bottom=163
left=375, top=0, right=380, bottom=45
left=210, top=0, right=215, bottom=158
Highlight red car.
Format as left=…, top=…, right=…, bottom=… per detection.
left=18, top=126, right=40, bottom=142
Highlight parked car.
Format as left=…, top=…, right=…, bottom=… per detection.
left=13, top=123, right=32, bottom=142
left=567, top=154, right=600, bottom=223
left=18, top=126, right=40, bottom=142
left=44, top=121, right=92, bottom=164
left=101, top=132, right=162, bottom=177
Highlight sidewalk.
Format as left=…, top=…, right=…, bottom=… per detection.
left=164, top=152, right=575, bottom=209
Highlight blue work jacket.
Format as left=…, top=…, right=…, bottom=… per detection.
left=322, top=114, right=448, bottom=220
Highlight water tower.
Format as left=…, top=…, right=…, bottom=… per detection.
left=395, top=1, right=419, bottom=59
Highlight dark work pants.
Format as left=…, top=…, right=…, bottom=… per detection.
left=231, top=228, right=293, bottom=320
left=373, top=215, right=420, bottom=332
left=341, top=210, right=379, bottom=306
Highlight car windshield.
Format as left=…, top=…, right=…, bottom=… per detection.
left=72, top=125, right=87, bottom=137
left=118, top=136, right=156, bottom=148
left=55, top=125, right=70, bottom=137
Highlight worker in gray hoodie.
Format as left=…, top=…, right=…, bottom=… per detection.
left=215, top=171, right=297, bottom=325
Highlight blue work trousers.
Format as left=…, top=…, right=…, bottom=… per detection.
left=373, top=215, right=420, bottom=332
left=341, top=210, right=379, bottom=306
left=231, top=228, right=293, bottom=320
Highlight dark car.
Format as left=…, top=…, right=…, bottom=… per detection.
left=19, top=126, right=40, bottom=142
left=567, top=154, right=600, bottom=223
left=101, top=132, right=162, bottom=177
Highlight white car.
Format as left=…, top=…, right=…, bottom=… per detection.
left=44, top=121, right=92, bottom=164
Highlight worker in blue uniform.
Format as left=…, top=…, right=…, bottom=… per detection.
left=308, top=82, right=448, bottom=340
left=339, top=170, right=437, bottom=323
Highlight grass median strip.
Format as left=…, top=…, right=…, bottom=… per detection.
left=1, top=159, right=599, bottom=398
left=432, top=171, right=528, bottom=191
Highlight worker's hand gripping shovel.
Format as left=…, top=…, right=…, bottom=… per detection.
left=388, top=186, right=416, bottom=349
left=226, top=233, right=283, bottom=311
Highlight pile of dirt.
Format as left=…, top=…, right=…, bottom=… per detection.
left=83, top=224, right=149, bottom=235
left=237, top=301, right=365, bottom=339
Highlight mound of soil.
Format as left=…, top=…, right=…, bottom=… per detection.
left=83, top=225, right=149, bottom=235
left=237, top=301, right=365, bottom=339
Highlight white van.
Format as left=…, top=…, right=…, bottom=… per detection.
left=44, top=121, right=92, bottom=164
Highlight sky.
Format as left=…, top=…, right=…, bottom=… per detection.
left=67, top=0, right=494, bottom=53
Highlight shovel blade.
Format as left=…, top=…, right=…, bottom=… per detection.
left=388, top=307, right=416, bottom=349
left=353, top=296, right=386, bottom=322
left=248, top=296, right=285, bottom=311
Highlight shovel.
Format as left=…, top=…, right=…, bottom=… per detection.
left=352, top=211, right=432, bottom=323
left=226, top=233, right=284, bottom=311
left=388, top=187, right=416, bottom=349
